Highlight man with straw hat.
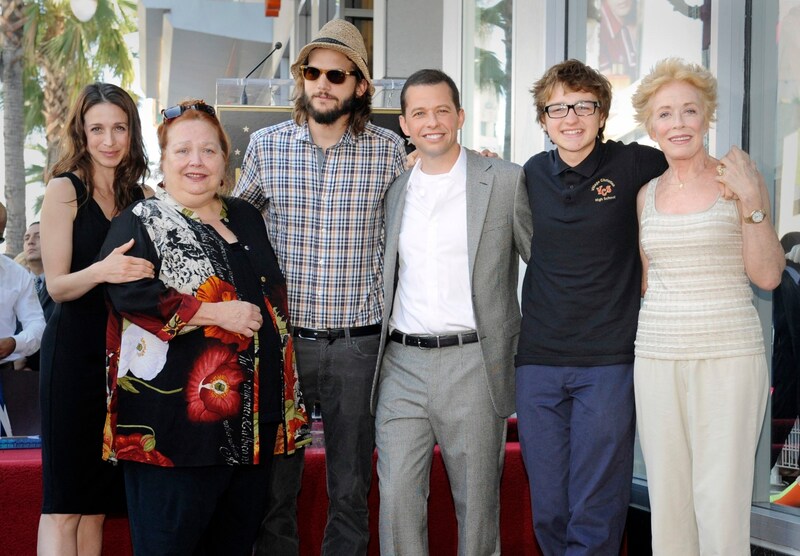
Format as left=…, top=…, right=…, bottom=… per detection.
left=235, top=18, right=407, bottom=555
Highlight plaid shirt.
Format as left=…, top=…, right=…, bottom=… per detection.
left=234, top=120, right=406, bottom=329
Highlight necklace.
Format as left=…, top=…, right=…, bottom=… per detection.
left=663, top=158, right=710, bottom=190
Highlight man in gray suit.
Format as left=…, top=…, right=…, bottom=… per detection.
left=371, top=69, right=532, bottom=556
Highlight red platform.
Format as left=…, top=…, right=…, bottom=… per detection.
left=0, top=440, right=540, bottom=555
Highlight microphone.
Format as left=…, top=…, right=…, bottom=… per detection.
left=241, top=41, right=283, bottom=105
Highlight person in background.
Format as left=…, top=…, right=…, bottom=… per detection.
left=514, top=59, right=667, bottom=556
left=37, top=83, right=154, bottom=556
left=24, top=222, right=55, bottom=321
left=631, top=57, right=785, bottom=555
left=234, top=18, right=406, bottom=555
left=100, top=99, right=299, bottom=556
left=14, top=222, right=55, bottom=372
left=371, top=69, right=532, bottom=556
left=771, top=232, right=800, bottom=473
left=0, top=202, right=46, bottom=435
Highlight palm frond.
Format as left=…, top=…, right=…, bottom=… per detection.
left=476, top=48, right=507, bottom=96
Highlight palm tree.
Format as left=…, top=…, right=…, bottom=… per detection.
left=0, top=0, right=27, bottom=255
left=477, top=0, right=513, bottom=158
left=24, top=0, right=136, bottom=173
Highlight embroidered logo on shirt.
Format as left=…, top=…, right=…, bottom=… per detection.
left=591, top=178, right=617, bottom=202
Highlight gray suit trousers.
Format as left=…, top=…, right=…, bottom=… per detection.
left=375, top=341, right=506, bottom=556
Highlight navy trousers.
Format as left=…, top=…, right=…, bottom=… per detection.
left=515, top=364, right=635, bottom=556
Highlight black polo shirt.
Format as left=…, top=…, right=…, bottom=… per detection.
left=516, top=139, right=667, bottom=367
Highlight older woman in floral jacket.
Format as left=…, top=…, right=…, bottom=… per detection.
left=99, top=100, right=308, bottom=556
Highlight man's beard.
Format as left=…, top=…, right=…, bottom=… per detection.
left=302, top=91, right=359, bottom=125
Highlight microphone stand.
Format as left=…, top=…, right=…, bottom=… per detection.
left=241, top=41, right=283, bottom=105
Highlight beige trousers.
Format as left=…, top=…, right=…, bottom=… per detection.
left=634, top=354, right=768, bottom=556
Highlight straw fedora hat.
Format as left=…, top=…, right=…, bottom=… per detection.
left=290, top=19, right=374, bottom=95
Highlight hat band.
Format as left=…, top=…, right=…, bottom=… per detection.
left=310, top=37, right=367, bottom=65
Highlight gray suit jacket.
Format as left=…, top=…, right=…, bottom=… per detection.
left=370, top=149, right=533, bottom=418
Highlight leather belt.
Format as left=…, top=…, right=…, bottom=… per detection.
left=389, top=330, right=479, bottom=349
left=293, top=324, right=381, bottom=341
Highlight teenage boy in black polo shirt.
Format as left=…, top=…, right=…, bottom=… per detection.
left=515, top=59, right=667, bottom=556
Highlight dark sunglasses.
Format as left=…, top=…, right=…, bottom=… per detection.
left=300, top=65, right=360, bottom=85
left=161, top=102, right=216, bottom=122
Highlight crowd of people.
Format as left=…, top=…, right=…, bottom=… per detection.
left=0, top=16, right=793, bottom=556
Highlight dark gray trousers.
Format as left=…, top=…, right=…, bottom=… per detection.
left=253, top=332, right=380, bottom=556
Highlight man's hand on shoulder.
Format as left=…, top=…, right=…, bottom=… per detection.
left=475, top=148, right=499, bottom=158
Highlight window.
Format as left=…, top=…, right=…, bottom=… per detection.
left=462, top=0, right=513, bottom=159
left=764, top=0, right=800, bottom=518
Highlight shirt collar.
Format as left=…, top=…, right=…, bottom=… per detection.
left=154, top=186, right=228, bottom=222
left=549, top=138, right=604, bottom=178
left=407, top=145, right=466, bottom=190
left=295, top=122, right=358, bottom=147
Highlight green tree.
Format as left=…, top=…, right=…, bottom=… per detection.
left=24, top=0, right=137, bottom=172
left=0, top=0, right=27, bottom=255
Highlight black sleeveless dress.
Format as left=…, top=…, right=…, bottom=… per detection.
left=40, top=172, right=143, bottom=514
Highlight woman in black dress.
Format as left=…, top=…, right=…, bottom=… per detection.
left=38, top=83, right=154, bottom=555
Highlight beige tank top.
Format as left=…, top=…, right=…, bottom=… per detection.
left=635, top=178, right=764, bottom=360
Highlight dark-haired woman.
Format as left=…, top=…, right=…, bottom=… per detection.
left=38, top=83, right=154, bottom=555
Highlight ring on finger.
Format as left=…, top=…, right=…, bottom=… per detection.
left=717, top=164, right=726, bottom=177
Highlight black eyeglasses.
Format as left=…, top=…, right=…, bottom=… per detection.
left=161, top=102, right=216, bottom=122
left=544, top=101, right=600, bottom=119
left=300, top=65, right=360, bottom=85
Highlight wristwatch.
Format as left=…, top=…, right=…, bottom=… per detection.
left=744, top=209, right=766, bottom=224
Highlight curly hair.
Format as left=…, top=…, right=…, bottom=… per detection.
left=156, top=99, right=233, bottom=191
left=632, top=58, right=717, bottom=133
left=530, top=59, right=613, bottom=140
left=49, top=83, right=148, bottom=213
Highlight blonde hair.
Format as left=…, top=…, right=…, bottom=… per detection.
left=13, top=251, right=31, bottom=271
left=632, top=58, right=717, bottom=133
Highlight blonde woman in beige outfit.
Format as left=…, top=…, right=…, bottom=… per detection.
left=631, top=58, right=785, bottom=556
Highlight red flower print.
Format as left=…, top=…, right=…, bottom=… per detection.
left=115, top=433, right=174, bottom=466
left=186, top=342, right=245, bottom=422
left=196, top=276, right=252, bottom=350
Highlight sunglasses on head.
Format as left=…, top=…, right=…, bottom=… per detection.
left=161, top=102, right=216, bottom=122
left=300, top=65, right=360, bottom=85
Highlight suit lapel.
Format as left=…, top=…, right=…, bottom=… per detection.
left=465, top=151, right=492, bottom=277
left=385, top=171, right=411, bottom=301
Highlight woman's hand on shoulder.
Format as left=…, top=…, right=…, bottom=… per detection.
left=142, top=184, right=156, bottom=198
left=95, top=239, right=155, bottom=284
